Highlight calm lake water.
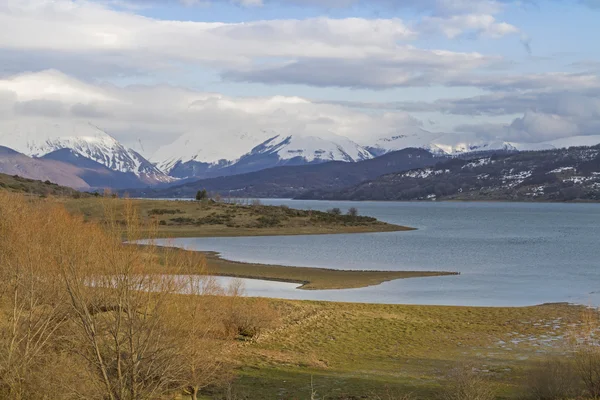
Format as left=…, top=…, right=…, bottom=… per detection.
left=154, top=200, right=600, bottom=307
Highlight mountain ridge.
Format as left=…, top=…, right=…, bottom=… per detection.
left=0, top=120, right=170, bottom=185
left=298, top=145, right=600, bottom=202
left=123, top=148, right=446, bottom=198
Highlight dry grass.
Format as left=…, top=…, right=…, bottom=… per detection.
left=441, top=364, right=496, bottom=400
left=523, top=358, right=582, bottom=400
left=0, top=192, right=277, bottom=400
left=0, top=172, right=86, bottom=197
left=57, top=197, right=412, bottom=239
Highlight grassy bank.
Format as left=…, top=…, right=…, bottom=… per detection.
left=59, top=197, right=412, bottom=239
left=230, top=300, right=585, bottom=399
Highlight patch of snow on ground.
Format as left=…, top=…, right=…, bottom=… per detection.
left=462, top=158, right=491, bottom=169
left=403, top=169, right=434, bottom=178
left=564, top=176, right=594, bottom=184
left=549, top=166, right=575, bottom=174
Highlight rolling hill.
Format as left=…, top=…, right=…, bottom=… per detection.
left=298, top=145, right=600, bottom=202
left=0, top=172, right=88, bottom=197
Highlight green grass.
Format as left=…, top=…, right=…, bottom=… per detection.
left=229, top=300, right=584, bottom=399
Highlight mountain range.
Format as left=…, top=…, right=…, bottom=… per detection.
left=298, top=145, right=600, bottom=202
left=0, top=119, right=599, bottom=195
left=123, top=148, right=445, bottom=199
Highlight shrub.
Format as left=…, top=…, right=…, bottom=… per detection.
left=347, top=207, right=358, bottom=217
left=572, top=308, right=600, bottom=398
left=223, top=298, right=278, bottom=340
left=197, top=213, right=233, bottom=225
left=195, top=189, right=208, bottom=201
left=148, top=208, right=184, bottom=215
left=441, top=364, right=495, bottom=400
left=524, top=358, right=582, bottom=399
left=170, top=217, right=196, bottom=225
left=327, top=207, right=342, bottom=215
left=256, top=215, right=281, bottom=228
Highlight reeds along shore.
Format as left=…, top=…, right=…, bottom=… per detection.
left=0, top=193, right=276, bottom=400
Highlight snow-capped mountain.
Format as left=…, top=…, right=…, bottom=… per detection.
left=154, top=130, right=269, bottom=175
left=0, top=121, right=170, bottom=184
left=369, top=131, right=600, bottom=156
left=367, top=129, right=448, bottom=156
left=249, top=134, right=373, bottom=163
left=152, top=130, right=372, bottom=179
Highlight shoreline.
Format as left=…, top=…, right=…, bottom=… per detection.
left=202, top=250, right=459, bottom=290
left=148, top=246, right=459, bottom=291
left=146, top=222, right=415, bottom=239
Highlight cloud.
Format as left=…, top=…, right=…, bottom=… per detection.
left=0, top=2, right=415, bottom=67
left=14, top=99, right=66, bottom=117
left=221, top=48, right=499, bottom=89
left=0, top=70, right=427, bottom=153
left=119, top=0, right=507, bottom=15
left=329, top=86, right=600, bottom=117
left=1, top=70, right=599, bottom=156
left=226, top=57, right=599, bottom=90
left=0, top=0, right=521, bottom=89
left=417, top=13, right=519, bottom=38
left=456, top=111, right=595, bottom=143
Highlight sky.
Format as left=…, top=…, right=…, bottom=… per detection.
left=0, top=0, right=599, bottom=156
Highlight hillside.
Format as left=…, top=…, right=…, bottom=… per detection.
left=0, top=172, right=88, bottom=197
left=0, top=145, right=93, bottom=189
left=0, top=121, right=171, bottom=187
left=299, top=145, right=600, bottom=202
left=125, top=148, right=445, bottom=198
left=0, top=145, right=167, bottom=190
left=60, top=197, right=410, bottom=238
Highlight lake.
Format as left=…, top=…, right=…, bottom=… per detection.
left=153, top=200, right=600, bottom=307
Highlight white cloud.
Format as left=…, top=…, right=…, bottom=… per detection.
left=0, top=0, right=521, bottom=89
left=1, top=1, right=416, bottom=67
left=458, top=111, right=587, bottom=143
left=0, top=70, right=426, bottom=155
left=418, top=13, right=519, bottom=38
left=134, top=0, right=507, bottom=16
left=0, top=0, right=597, bottom=153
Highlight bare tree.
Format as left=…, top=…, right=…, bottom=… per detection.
left=524, top=358, right=581, bottom=400
left=0, top=193, right=273, bottom=400
left=54, top=198, right=196, bottom=400
left=0, top=194, right=68, bottom=399
left=174, top=275, right=235, bottom=400
left=571, top=308, right=600, bottom=398
left=442, top=363, right=495, bottom=400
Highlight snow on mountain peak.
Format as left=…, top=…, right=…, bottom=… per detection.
left=153, top=129, right=373, bottom=175
left=371, top=130, right=600, bottom=156
left=0, top=120, right=169, bottom=182
left=251, top=134, right=373, bottom=163
left=153, top=129, right=275, bottom=173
